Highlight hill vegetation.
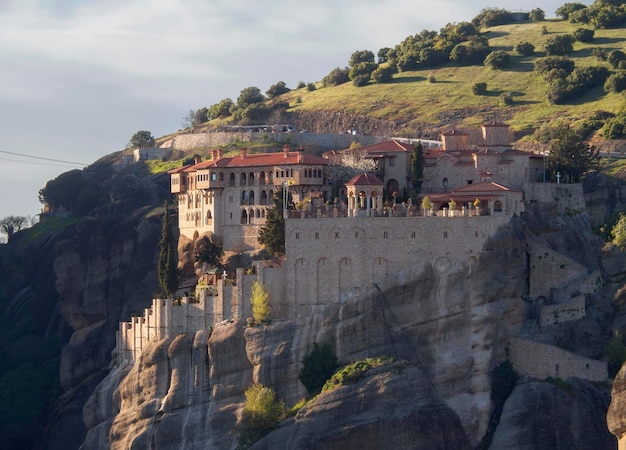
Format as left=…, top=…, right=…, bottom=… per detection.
left=179, top=1, right=626, bottom=144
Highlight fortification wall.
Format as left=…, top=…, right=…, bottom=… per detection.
left=524, top=182, right=585, bottom=213
left=285, top=213, right=513, bottom=317
left=539, top=295, right=586, bottom=327
left=507, top=336, right=607, bottom=382
left=159, top=132, right=385, bottom=152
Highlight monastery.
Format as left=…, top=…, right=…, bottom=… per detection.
left=116, top=122, right=607, bottom=383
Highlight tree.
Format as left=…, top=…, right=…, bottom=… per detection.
left=194, top=235, right=223, bottom=268
left=547, top=125, right=599, bottom=183
left=38, top=169, right=87, bottom=212
left=573, top=28, right=594, bottom=43
left=543, top=34, right=574, bottom=56
left=0, top=216, right=28, bottom=242
left=251, top=281, right=271, bottom=324
left=257, top=189, right=285, bottom=256
left=377, top=47, right=392, bottom=63
left=349, top=50, right=375, bottom=67
left=265, top=81, right=290, bottom=99
left=371, top=65, right=395, bottom=83
left=612, top=213, right=626, bottom=249
left=514, top=41, right=535, bottom=56
left=556, top=2, right=587, bottom=20
left=608, top=50, right=626, bottom=68
left=157, top=202, right=178, bottom=298
left=410, top=142, right=424, bottom=200
left=299, top=342, right=339, bottom=395
left=348, top=62, right=377, bottom=81
left=207, top=98, right=234, bottom=119
left=484, top=50, right=511, bottom=70
left=129, top=130, right=155, bottom=149
left=238, top=384, right=284, bottom=447
left=472, top=82, right=488, bottom=95
left=323, top=67, right=350, bottom=87
left=236, top=86, right=265, bottom=109
left=529, top=8, right=545, bottom=21
left=604, top=72, right=626, bottom=93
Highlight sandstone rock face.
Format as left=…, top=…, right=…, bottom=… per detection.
left=253, top=362, right=471, bottom=450
left=494, top=378, right=615, bottom=449
left=609, top=362, right=626, bottom=449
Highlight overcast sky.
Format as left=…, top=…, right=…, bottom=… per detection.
left=0, top=0, right=579, bottom=221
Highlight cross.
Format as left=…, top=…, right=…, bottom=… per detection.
left=556, top=172, right=561, bottom=184
left=222, top=271, right=227, bottom=280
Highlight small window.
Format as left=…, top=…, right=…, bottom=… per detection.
left=443, top=230, right=448, bottom=238
left=354, top=231, right=359, bottom=238
left=335, top=232, right=339, bottom=239
left=411, top=231, right=416, bottom=239
left=389, top=157, right=395, bottom=167
left=211, top=173, right=217, bottom=181
left=383, top=230, right=389, bottom=239
left=315, top=232, right=319, bottom=239
left=295, top=232, right=300, bottom=239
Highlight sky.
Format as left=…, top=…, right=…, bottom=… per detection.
left=0, top=0, right=580, bottom=221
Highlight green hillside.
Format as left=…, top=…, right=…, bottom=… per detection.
left=192, top=16, right=626, bottom=143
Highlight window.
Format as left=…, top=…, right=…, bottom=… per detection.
left=335, top=232, right=339, bottom=239
left=443, top=230, right=448, bottom=238
left=383, top=230, right=389, bottom=239
left=389, top=157, right=395, bottom=167
left=411, top=231, right=416, bottom=239
left=295, top=232, right=300, bottom=239
left=315, top=232, right=319, bottom=239
left=211, top=173, right=217, bottom=181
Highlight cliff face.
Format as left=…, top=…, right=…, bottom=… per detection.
left=79, top=198, right=621, bottom=448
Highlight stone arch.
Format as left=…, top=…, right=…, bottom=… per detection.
left=240, top=209, right=248, bottom=224
left=260, top=171, right=266, bottom=185
left=240, top=172, right=246, bottom=185
left=249, top=190, right=255, bottom=205
left=255, top=208, right=261, bottom=219
left=350, top=227, right=366, bottom=239
left=249, top=172, right=255, bottom=185
left=241, top=191, right=247, bottom=205
left=229, top=172, right=236, bottom=186
left=261, top=190, right=268, bottom=205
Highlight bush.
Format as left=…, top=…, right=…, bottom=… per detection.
left=306, top=82, right=316, bottom=92
left=251, top=281, right=271, bottom=324
left=472, top=82, right=488, bottom=95
left=608, top=50, right=626, bottom=68
left=323, top=67, right=350, bottom=87
left=604, top=72, right=626, bottom=93
left=296, top=81, right=305, bottom=89
left=543, top=34, right=574, bottom=56
left=534, top=57, right=575, bottom=78
left=514, top=41, right=535, bottom=56
left=500, top=92, right=514, bottom=105
left=484, top=50, right=511, bottom=70
left=612, top=212, right=626, bottom=249
left=428, top=74, right=436, bottom=83
left=572, top=28, right=594, bottom=43
left=299, top=343, right=339, bottom=395
left=371, top=65, right=395, bottom=83
left=352, top=74, right=370, bottom=87
left=238, top=384, right=284, bottom=448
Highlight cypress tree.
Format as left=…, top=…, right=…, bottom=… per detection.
left=410, top=141, right=424, bottom=201
left=258, top=188, right=285, bottom=256
left=158, top=201, right=178, bottom=297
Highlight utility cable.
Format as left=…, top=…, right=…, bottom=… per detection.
left=0, top=150, right=87, bottom=166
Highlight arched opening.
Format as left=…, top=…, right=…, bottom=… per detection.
left=249, top=172, right=255, bottom=185
left=240, top=172, right=247, bottom=185
left=241, top=191, right=248, bottom=205
left=249, top=190, right=255, bottom=205
left=261, top=190, right=268, bottom=205
left=386, top=179, right=399, bottom=199
left=260, top=171, right=266, bottom=185
left=241, top=209, right=248, bottom=224
left=494, top=200, right=503, bottom=212
left=229, top=172, right=236, bottom=186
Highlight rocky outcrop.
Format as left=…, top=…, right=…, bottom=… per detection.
left=494, top=378, right=615, bottom=449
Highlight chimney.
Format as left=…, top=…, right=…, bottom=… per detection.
left=240, top=147, right=247, bottom=159
left=297, top=147, right=304, bottom=163
left=283, top=144, right=290, bottom=158
left=211, top=149, right=218, bottom=160
left=217, top=149, right=224, bottom=159
left=194, top=157, right=201, bottom=165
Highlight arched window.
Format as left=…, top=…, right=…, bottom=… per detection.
left=249, top=172, right=255, bottom=185
left=240, top=172, right=247, bottom=185
left=241, top=210, right=248, bottom=224
left=261, top=190, right=268, bottom=205
left=229, top=172, right=236, bottom=186
left=241, top=191, right=248, bottom=205
left=260, top=171, right=266, bottom=185
left=249, top=190, right=255, bottom=205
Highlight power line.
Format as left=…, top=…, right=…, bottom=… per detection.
left=0, top=156, right=83, bottom=169
left=0, top=150, right=87, bottom=166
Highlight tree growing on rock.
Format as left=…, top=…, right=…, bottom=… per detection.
left=129, top=130, right=155, bottom=149
left=238, top=384, right=284, bottom=447
left=546, top=126, right=599, bottom=182
left=157, top=202, right=178, bottom=298
left=251, top=281, right=271, bottom=324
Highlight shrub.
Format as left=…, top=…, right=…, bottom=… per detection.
left=534, top=57, right=575, bottom=78
left=605, top=72, right=626, bottom=93
left=500, top=92, right=514, bottom=105
left=371, top=65, right=394, bottom=83
left=299, top=343, right=339, bottom=395
left=238, top=384, right=284, bottom=448
left=352, top=74, right=370, bottom=87
left=251, top=281, right=271, bottom=324
left=572, top=28, right=594, bottom=42
left=323, top=67, right=350, bottom=87
left=296, top=80, right=305, bottom=89
left=514, top=41, right=535, bottom=56
left=428, top=74, right=436, bottom=83
left=484, top=50, right=511, bottom=70
left=472, top=82, right=488, bottom=95
left=321, top=356, right=395, bottom=392
left=543, top=34, right=574, bottom=56
left=306, top=82, right=316, bottom=92
left=608, top=50, right=626, bottom=69
left=612, top=213, right=626, bottom=249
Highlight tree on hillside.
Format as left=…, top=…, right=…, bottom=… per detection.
left=0, top=216, right=29, bottom=242
left=484, top=50, right=511, bottom=70
left=529, top=8, right=545, bottom=21
left=556, top=2, right=587, bottom=20
left=546, top=126, right=599, bottom=183
left=543, top=34, right=574, bottom=56
left=129, top=130, right=155, bottom=149
left=157, top=202, right=178, bottom=298
left=251, top=281, right=271, bottom=324
left=236, top=86, right=265, bottom=109
left=266, top=81, right=290, bottom=99
left=349, top=50, right=375, bottom=67
left=38, top=169, right=87, bottom=212
left=257, top=189, right=286, bottom=256
left=377, top=47, right=393, bottom=63
left=207, top=98, right=234, bottom=119
left=238, top=384, right=284, bottom=447
left=410, top=142, right=424, bottom=201
left=612, top=213, right=626, bottom=249
left=323, top=67, right=350, bottom=87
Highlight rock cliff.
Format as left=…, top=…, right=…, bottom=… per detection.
left=79, top=198, right=621, bottom=448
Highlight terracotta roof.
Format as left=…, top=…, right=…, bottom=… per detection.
left=451, top=181, right=517, bottom=193
left=181, top=151, right=329, bottom=172
left=345, top=172, right=384, bottom=186
left=442, top=129, right=468, bottom=136
left=349, top=139, right=413, bottom=154
left=167, top=164, right=194, bottom=174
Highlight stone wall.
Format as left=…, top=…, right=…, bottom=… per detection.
left=539, top=295, right=586, bottom=327
left=159, top=131, right=385, bottom=153
left=507, top=336, right=607, bottom=382
left=524, top=182, right=585, bottom=213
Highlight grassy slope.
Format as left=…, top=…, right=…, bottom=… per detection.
left=274, top=19, right=626, bottom=138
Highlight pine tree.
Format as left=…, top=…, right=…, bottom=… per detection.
left=157, top=202, right=178, bottom=297
left=258, top=188, right=285, bottom=256
left=410, top=142, right=424, bottom=201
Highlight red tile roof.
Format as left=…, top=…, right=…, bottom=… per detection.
left=349, top=140, right=413, bottom=155
left=180, top=150, right=329, bottom=172
left=345, top=172, right=384, bottom=186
